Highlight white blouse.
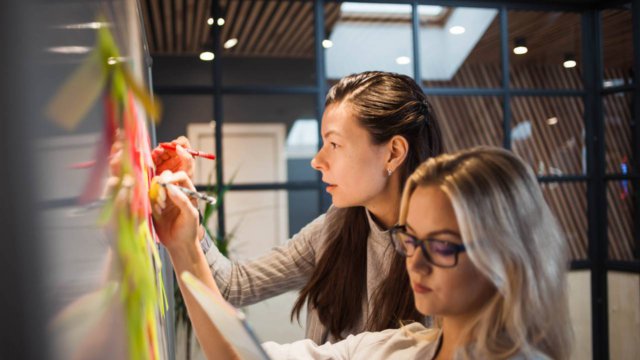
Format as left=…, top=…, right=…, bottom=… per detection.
left=261, top=322, right=552, bottom=360
left=262, top=322, right=437, bottom=360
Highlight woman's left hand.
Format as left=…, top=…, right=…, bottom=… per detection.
left=151, top=170, right=199, bottom=253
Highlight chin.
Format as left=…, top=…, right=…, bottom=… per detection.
left=330, top=195, right=359, bottom=208
left=414, top=298, right=436, bottom=316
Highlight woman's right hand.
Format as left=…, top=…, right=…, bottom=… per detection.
left=152, top=136, right=195, bottom=178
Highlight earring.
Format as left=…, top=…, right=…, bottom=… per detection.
left=387, top=168, right=393, bottom=177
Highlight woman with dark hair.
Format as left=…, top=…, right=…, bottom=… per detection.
left=154, top=71, right=443, bottom=343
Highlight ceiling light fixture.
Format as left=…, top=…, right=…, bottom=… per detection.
left=513, top=37, right=528, bottom=55
left=207, top=17, right=214, bottom=26
left=199, top=51, right=215, bottom=61
left=322, top=39, right=333, bottom=48
left=546, top=117, right=558, bottom=125
left=563, top=53, right=577, bottom=69
left=224, top=38, right=238, bottom=49
left=217, top=18, right=225, bottom=26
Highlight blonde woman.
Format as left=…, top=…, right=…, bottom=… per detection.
left=157, top=146, right=573, bottom=359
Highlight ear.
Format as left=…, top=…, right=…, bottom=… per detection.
left=386, top=135, right=409, bottom=172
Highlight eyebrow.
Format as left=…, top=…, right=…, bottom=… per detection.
left=405, top=223, right=461, bottom=238
left=322, top=130, right=342, bottom=139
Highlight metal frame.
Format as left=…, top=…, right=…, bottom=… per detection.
left=632, top=0, right=640, bottom=263
left=583, top=8, right=609, bottom=360
left=154, top=1, right=640, bottom=359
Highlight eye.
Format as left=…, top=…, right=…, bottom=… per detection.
left=428, top=240, right=458, bottom=256
left=330, top=142, right=338, bottom=149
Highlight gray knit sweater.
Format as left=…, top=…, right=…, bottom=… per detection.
left=204, top=207, right=395, bottom=344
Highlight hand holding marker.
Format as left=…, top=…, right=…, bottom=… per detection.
left=149, top=143, right=217, bottom=206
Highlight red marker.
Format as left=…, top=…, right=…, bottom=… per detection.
left=160, top=143, right=216, bottom=160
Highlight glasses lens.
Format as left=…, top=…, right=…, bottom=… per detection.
left=392, top=230, right=416, bottom=256
left=425, top=240, right=458, bottom=267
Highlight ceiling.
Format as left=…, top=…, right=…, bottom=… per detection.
left=141, top=0, right=342, bottom=57
left=140, top=0, right=633, bottom=70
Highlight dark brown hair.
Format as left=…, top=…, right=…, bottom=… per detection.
left=291, top=71, right=444, bottom=339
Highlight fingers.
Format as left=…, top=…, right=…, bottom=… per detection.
left=164, top=180, right=199, bottom=222
left=157, top=155, right=184, bottom=173
left=152, top=136, right=196, bottom=177
left=158, top=170, right=196, bottom=191
left=173, top=136, right=191, bottom=149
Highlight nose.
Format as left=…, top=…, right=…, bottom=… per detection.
left=310, top=148, right=326, bottom=172
left=406, top=250, right=432, bottom=275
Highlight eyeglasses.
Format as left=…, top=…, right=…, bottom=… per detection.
left=390, top=225, right=466, bottom=268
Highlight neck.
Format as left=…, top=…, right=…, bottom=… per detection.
left=435, top=317, right=471, bottom=360
left=364, top=173, right=403, bottom=229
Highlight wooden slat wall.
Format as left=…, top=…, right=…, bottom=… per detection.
left=603, top=89, right=635, bottom=261
left=142, top=0, right=340, bottom=57
left=428, top=62, right=635, bottom=261
left=607, top=182, right=636, bottom=261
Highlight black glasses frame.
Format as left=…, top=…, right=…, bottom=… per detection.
left=390, top=225, right=467, bottom=268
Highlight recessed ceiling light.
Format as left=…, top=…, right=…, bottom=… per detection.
left=563, top=53, right=577, bottom=69
left=513, top=37, right=528, bottom=55
left=547, top=117, right=558, bottom=125
left=396, top=56, right=411, bottom=65
left=217, top=18, right=225, bottom=26
left=322, top=39, right=333, bottom=48
left=207, top=17, right=214, bottom=26
left=449, top=26, right=465, bottom=35
left=224, top=38, right=238, bottom=49
left=199, top=51, right=215, bottom=61
left=513, top=46, right=528, bottom=55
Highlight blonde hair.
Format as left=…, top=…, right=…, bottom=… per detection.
left=399, top=147, right=573, bottom=360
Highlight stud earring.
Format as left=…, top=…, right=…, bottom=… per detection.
left=387, top=168, right=393, bottom=177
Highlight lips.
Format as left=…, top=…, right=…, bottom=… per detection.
left=323, top=180, right=337, bottom=192
left=412, top=282, right=432, bottom=294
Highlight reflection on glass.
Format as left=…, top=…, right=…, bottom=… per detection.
left=508, top=11, right=583, bottom=89
left=157, top=95, right=213, bottom=142
left=429, top=96, right=502, bottom=152
left=151, top=56, right=214, bottom=86
left=186, top=94, right=315, bottom=185
left=511, top=97, right=585, bottom=176
left=540, top=182, right=587, bottom=260
left=218, top=0, right=317, bottom=86
left=602, top=5, right=634, bottom=87
left=604, top=93, right=634, bottom=174
left=325, top=2, right=414, bottom=81
left=607, top=181, right=637, bottom=261
left=420, top=6, right=500, bottom=88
